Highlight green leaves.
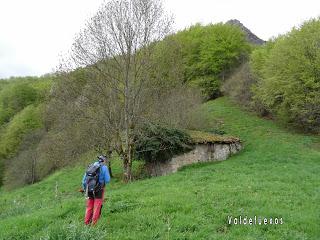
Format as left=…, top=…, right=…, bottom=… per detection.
left=0, top=77, right=52, bottom=125
left=134, top=124, right=194, bottom=163
left=0, top=104, right=43, bottom=159
left=251, top=18, right=320, bottom=132
left=174, top=23, right=251, bottom=99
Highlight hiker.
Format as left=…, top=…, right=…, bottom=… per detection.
left=81, top=155, right=111, bottom=225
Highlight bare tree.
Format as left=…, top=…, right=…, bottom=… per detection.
left=59, top=0, right=173, bottom=181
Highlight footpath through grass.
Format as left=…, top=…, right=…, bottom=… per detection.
left=0, top=97, right=319, bottom=239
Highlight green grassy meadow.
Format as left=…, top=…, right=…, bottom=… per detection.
left=0, top=97, right=319, bottom=239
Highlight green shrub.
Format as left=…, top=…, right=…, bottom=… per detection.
left=134, top=124, right=194, bottom=163
left=251, top=18, right=320, bottom=132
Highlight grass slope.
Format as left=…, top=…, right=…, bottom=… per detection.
left=0, top=97, right=319, bottom=240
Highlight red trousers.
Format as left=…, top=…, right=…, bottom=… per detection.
left=84, top=189, right=105, bottom=225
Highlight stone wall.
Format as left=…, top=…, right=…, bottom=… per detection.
left=145, top=142, right=242, bottom=176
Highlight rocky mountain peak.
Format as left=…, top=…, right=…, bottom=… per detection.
left=226, top=19, right=266, bottom=45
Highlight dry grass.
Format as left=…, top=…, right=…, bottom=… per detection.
left=188, top=130, right=241, bottom=144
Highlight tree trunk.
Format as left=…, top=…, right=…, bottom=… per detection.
left=123, top=150, right=133, bottom=182
left=31, top=154, right=36, bottom=184
left=108, top=161, right=113, bottom=178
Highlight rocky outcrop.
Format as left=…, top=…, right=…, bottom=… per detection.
left=226, top=19, right=266, bottom=45
left=145, top=131, right=242, bottom=176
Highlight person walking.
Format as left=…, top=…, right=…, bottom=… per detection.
left=82, top=155, right=111, bottom=225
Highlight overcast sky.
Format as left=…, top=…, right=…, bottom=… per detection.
left=0, top=0, right=319, bottom=79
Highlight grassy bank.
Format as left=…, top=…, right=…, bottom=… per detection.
left=0, top=97, right=319, bottom=239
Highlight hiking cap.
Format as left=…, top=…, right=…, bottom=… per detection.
left=98, top=155, right=108, bottom=163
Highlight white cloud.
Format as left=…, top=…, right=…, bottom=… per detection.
left=0, top=0, right=319, bottom=78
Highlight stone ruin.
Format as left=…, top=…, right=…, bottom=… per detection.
left=145, top=131, right=243, bottom=176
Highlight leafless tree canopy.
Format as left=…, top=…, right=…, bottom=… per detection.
left=54, top=0, right=200, bottom=181
left=71, top=0, right=172, bottom=65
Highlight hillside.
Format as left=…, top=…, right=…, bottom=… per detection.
left=0, top=77, right=52, bottom=186
left=0, top=97, right=319, bottom=239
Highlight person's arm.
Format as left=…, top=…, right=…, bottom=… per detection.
left=82, top=172, right=87, bottom=190
left=103, top=165, right=111, bottom=184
